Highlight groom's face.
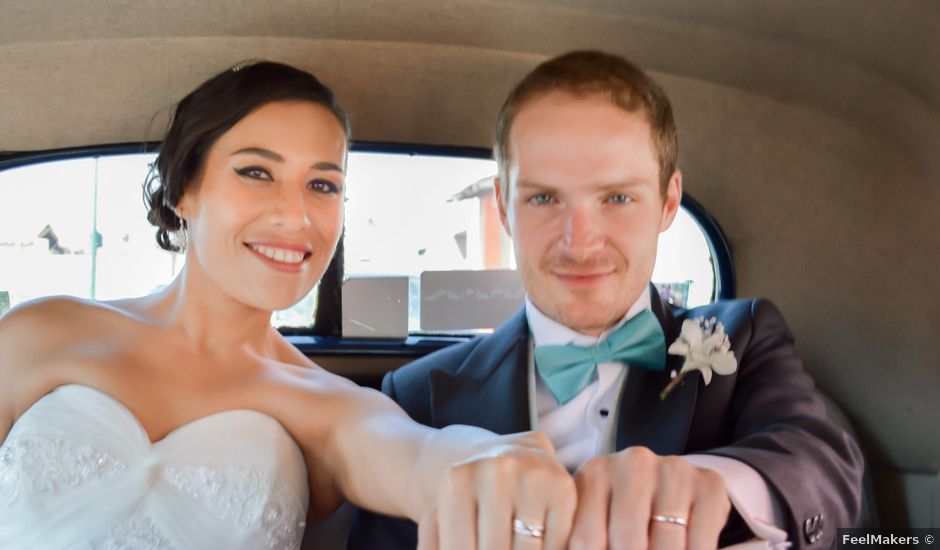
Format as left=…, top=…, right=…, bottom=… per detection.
left=496, top=91, right=681, bottom=335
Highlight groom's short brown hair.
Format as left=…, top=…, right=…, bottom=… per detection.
left=494, top=50, right=678, bottom=200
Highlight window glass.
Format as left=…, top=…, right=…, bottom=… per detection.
left=343, top=152, right=719, bottom=332
left=0, top=153, right=316, bottom=327
left=0, top=149, right=724, bottom=330
left=1, top=158, right=99, bottom=304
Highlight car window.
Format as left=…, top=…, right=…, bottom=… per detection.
left=0, top=149, right=732, bottom=330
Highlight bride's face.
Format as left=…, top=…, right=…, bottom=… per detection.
left=178, top=100, right=347, bottom=312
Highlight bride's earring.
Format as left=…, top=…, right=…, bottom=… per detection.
left=171, top=206, right=188, bottom=249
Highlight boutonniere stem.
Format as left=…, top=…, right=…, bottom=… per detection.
left=660, top=371, right=686, bottom=400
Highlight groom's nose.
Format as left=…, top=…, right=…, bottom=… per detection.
left=558, top=203, right=604, bottom=259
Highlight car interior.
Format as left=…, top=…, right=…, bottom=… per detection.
left=1, top=1, right=937, bottom=546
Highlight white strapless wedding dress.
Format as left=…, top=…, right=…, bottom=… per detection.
left=0, top=385, right=309, bottom=549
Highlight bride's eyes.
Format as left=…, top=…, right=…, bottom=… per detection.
left=234, top=166, right=342, bottom=195
left=234, top=166, right=272, bottom=181
left=308, top=179, right=341, bottom=195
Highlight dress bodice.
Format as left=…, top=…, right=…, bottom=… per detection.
left=0, top=385, right=309, bottom=549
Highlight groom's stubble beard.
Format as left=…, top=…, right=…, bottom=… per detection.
left=527, top=249, right=643, bottom=334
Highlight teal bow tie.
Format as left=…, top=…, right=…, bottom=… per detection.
left=534, top=309, right=666, bottom=404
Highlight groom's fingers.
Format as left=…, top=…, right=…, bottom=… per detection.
left=569, top=457, right=613, bottom=549
left=570, top=446, right=733, bottom=550
left=648, top=457, right=694, bottom=550
left=608, top=448, right=657, bottom=548
left=686, top=469, right=730, bottom=550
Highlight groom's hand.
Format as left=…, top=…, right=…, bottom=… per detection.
left=569, top=446, right=731, bottom=550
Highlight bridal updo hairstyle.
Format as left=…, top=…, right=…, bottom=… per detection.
left=144, top=61, right=351, bottom=252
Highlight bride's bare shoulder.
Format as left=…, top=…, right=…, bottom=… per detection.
left=0, top=295, right=111, bottom=334
left=0, top=297, right=112, bottom=435
left=0, top=296, right=121, bottom=362
left=1, top=295, right=88, bottom=333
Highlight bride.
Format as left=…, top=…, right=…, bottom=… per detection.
left=0, top=61, right=575, bottom=549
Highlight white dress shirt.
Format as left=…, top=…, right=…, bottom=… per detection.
left=525, top=294, right=788, bottom=545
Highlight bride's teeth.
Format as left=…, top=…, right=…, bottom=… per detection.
left=251, top=245, right=305, bottom=264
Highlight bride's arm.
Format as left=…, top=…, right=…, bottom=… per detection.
left=310, top=379, right=576, bottom=547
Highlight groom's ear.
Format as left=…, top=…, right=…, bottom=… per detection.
left=658, top=169, right=682, bottom=233
left=494, top=176, right=512, bottom=236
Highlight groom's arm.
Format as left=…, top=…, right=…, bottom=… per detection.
left=698, top=299, right=864, bottom=548
left=567, top=299, right=863, bottom=550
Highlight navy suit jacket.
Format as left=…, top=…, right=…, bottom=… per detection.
left=348, top=290, right=863, bottom=549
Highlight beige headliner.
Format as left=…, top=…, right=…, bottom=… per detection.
left=2, top=0, right=938, bottom=476
left=2, top=0, right=937, bottom=161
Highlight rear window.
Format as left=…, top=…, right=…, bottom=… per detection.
left=0, top=147, right=733, bottom=332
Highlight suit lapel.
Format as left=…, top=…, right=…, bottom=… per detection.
left=615, top=287, right=699, bottom=455
left=429, top=309, right=532, bottom=435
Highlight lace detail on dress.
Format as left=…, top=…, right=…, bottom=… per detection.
left=99, top=508, right=174, bottom=550
left=0, top=386, right=309, bottom=549
left=260, top=497, right=307, bottom=549
left=0, top=435, right=126, bottom=503
left=163, top=465, right=305, bottom=548
left=0, top=440, right=20, bottom=505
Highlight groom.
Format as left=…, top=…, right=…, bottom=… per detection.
left=348, top=50, right=863, bottom=549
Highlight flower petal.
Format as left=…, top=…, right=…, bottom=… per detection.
left=710, top=352, right=738, bottom=375
left=702, top=333, right=725, bottom=353
left=700, top=367, right=713, bottom=385
left=681, top=319, right=703, bottom=346
left=668, top=341, right=690, bottom=355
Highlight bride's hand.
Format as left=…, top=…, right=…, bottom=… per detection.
left=417, top=431, right=576, bottom=550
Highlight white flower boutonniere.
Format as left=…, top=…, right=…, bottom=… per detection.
left=660, top=317, right=738, bottom=400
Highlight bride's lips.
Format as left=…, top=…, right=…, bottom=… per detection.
left=244, top=241, right=313, bottom=274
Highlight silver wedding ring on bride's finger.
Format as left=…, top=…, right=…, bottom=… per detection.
left=651, top=514, right=689, bottom=528
left=512, top=518, right=545, bottom=539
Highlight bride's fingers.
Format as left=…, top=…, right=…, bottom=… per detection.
left=417, top=506, right=440, bottom=550
left=438, top=462, right=476, bottom=550
left=511, top=466, right=576, bottom=550
left=511, top=482, right=575, bottom=550
left=433, top=432, right=574, bottom=550
left=477, top=468, right=513, bottom=550
left=541, top=485, right=577, bottom=550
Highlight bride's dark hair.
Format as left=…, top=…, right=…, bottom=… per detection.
left=144, top=61, right=350, bottom=252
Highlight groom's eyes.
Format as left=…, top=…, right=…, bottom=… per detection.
left=527, top=193, right=555, bottom=205
left=606, top=193, right=632, bottom=204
